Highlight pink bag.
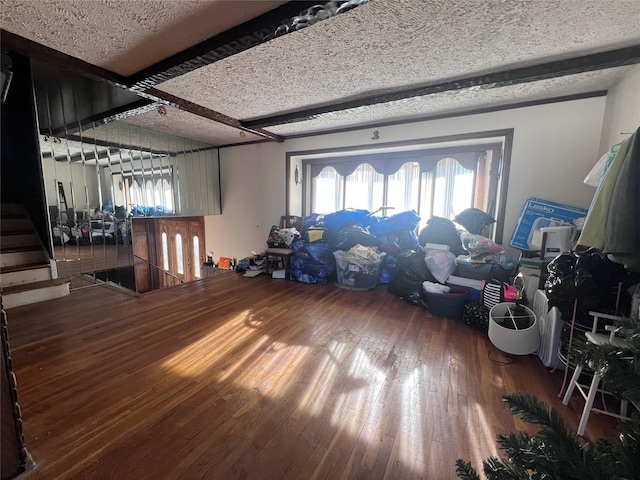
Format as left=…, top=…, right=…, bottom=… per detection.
left=481, top=279, right=517, bottom=309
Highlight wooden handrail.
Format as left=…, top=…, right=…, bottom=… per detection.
left=133, top=254, right=184, bottom=284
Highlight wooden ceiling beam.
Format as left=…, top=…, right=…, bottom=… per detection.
left=242, top=44, right=640, bottom=129
left=127, top=0, right=371, bottom=90
left=1, top=29, right=282, bottom=142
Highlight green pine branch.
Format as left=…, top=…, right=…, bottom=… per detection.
left=456, top=315, right=640, bottom=480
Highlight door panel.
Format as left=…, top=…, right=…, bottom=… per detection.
left=169, top=221, right=189, bottom=284
left=134, top=216, right=205, bottom=289
left=189, top=220, right=205, bottom=280
left=132, top=220, right=151, bottom=292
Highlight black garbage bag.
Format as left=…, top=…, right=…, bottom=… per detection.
left=290, top=256, right=335, bottom=284
left=293, top=239, right=335, bottom=264
left=545, top=248, right=632, bottom=328
left=453, top=208, right=496, bottom=235
left=418, top=217, right=464, bottom=256
left=333, top=224, right=382, bottom=251
left=379, top=253, right=398, bottom=284
left=387, top=249, right=437, bottom=305
left=545, top=253, right=578, bottom=300
left=574, top=249, right=627, bottom=298
left=378, top=230, right=420, bottom=255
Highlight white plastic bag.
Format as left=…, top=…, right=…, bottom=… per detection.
left=424, top=249, right=456, bottom=284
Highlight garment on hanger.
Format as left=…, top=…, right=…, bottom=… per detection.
left=578, top=127, right=640, bottom=269
left=583, top=143, right=621, bottom=187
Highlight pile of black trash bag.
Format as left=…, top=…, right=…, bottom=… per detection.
left=545, top=248, right=638, bottom=328
left=290, top=207, right=498, bottom=302
left=290, top=209, right=420, bottom=284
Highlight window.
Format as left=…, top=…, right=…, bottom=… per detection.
left=175, top=233, right=184, bottom=274
left=421, top=158, right=475, bottom=220
left=344, top=164, right=384, bottom=212
left=299, top=135, right=509, bottom=239
left=193, top=236, right=200, bottom=278
left=309, top=156, right=481, bottom=227
left=124, top=171, right=174, bottom=213
left=161, top=232, right=169, bottom=270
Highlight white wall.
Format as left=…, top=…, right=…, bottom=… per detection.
left=599, top=65, right=640, bottom=154
left=205, top=97, right=606, bottom=260
left=41, top=157, right=99, bottom=212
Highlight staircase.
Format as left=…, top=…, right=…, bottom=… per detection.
left=0, top=204, right=70, bottom=309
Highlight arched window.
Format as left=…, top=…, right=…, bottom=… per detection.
left=193, top=236, right=200, bottom=278
left=161, top=232, right=169, bottom=271
left=387, top=162, right=420, bottom=213
left=422, top=157, right=475, bottom=220
left=175, top=233, right=184, bottom=274
left=311, top=166, right=342, bottom=213
left=163, top=179, right=173, bottom=212
left=344, top=163, right=384, bottom=212
left=145, top=180, right=154, bottom=207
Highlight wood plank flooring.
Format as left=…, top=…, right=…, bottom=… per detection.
left=54, top=244, right=133, bottom=276
left=5, top=273, right=617, bottom=479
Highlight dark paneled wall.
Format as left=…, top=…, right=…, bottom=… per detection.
left=1, top=52, right=51, bottom=256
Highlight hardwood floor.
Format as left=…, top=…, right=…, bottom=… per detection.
left=54, top=244, right=134, bottom=276
left=6, top=273, right=617, bottom=479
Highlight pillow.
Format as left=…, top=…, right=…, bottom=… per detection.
left=454, top=208, right=496, bottom=235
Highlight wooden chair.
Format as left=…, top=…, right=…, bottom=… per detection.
left=562, top=311, right=632, bottom=436
left=264, top=216, right=302, bottom=280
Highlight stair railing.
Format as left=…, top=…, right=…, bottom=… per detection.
left=133, top=254, right=185, bottom=291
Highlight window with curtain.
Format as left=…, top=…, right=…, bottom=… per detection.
left=125, top=173, right=174, bottom=213
left=304, top=142, right=503, bottom=234
left=344, top=163, right=384, bottom=212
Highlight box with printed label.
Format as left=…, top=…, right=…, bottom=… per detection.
left=510, top=197, right=588, bottom=251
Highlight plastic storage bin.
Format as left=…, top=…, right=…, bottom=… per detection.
left=334, top=250, right=385, bottom=290
left=425, top=286, right=469, bottom=319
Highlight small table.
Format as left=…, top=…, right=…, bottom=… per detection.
left=264, top=248, right=293, bottom=280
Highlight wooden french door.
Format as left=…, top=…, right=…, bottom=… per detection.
left=155, top=217, right=205, bottom=285
left=189, top=220, right=205, bottom=280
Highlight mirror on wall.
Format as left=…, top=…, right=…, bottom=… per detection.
left=31, top=59, right=221, bottom=291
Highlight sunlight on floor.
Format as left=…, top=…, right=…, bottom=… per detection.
left=399, top=367, right=425, bottom=470
left=161, top=309, right=255, bottom=377
left=469, top=401, right=500, bottom=469
left=298, top=340, right=349, bottom=418
left=160, top=316, right=483, bottom=478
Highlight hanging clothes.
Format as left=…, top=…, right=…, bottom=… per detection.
left=578, top=127, right=640, bottom=269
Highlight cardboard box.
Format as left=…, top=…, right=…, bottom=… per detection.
left=510, top=197, right=587, bottom=250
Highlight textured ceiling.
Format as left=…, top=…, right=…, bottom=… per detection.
left=267, top=66, right=634, bottom=136
left=1, top=0, right=640, bottom=147
left=121, top=106, right=264, bottom=145
left=0, top=0, right=287, bottom=76
left=156, top=0, right=640, bottom=120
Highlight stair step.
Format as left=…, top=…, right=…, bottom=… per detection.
left=1, top=219, right=34, bottom=232
left=1, top=204, right=26, bottom=216
left=1, top=264, right=51, bottom=286
left=1, top=229, right=35, bottom=236
left=1, top=245, right=42, bottom=254
left=1, top=250, right=49, bottom=269
left=1, top=233, right=40, bottom=250
left=1, top=261, right=50, bottom=274
left=1, top=213, right=29, bottom=220
left=2, top=277, right=69, bottom=294
left=2, top=278, right=70, bottom=309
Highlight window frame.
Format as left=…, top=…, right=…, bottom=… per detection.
left=286, top=129, right=513, bottom=242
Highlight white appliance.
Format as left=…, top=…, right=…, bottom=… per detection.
left=540, top=225, right=573, bottom=260
left=532, top=289, right=564, bottom=369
